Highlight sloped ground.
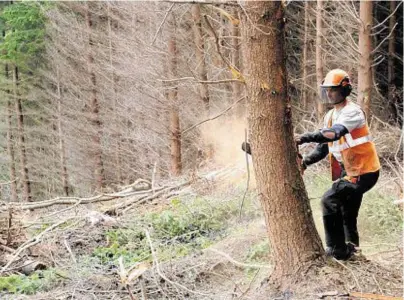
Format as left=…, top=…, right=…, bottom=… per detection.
left=1, top=166, right=402, bottom=300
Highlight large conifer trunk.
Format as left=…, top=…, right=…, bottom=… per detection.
left=241, top=1, right=324, bottom=286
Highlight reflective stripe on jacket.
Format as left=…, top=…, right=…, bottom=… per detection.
left=327, top=109, right=380, bottom=180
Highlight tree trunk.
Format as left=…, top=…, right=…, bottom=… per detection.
left=5, top=62, right=17, bottom=202
left=316, top=0, right=324, bottom=119
left=168, top=38, right=182, bottom=176
left=242, top=1, right=324, bottom=288
left=357, top=0, right=373, bottom=118
left=231, top=6, right=244, bottom=117
left=302, top=1, right=310, bottom=111
left=107, top=3, right=123, bottom=184
left=388, top=0, right=396, bottom=121
left=13, top=66, right=31, bottom=202
left=191, top=4, right=210, bottom=114
left=86, top=5, right=104, bottom=191
left=56, top=68, right=70, bottom=196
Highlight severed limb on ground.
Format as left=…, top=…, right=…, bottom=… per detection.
left=0, top=217, right=80, bottom=274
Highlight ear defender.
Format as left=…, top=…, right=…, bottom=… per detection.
left=340, top=77, right=352, bottom=97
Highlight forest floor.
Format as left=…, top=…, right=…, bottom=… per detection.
left=0, top=162, right=402, bottom=300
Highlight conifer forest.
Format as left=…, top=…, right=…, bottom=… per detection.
left=0, top=1, right=402, bottom=299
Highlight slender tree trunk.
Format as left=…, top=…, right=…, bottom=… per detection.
left=231, top=6, right=244, bottom=117
left=86, top=5, right=104, bottom=191
left=191, top=4, right=210, bottom=114
left=302, top=1, right=310, bottom=111
left=13, top=66, right=31, bottom=202
left=388, top=0, right=397, bottom=121
left=316, top=0, right=324, bottom=119
left=168, top=38, right=182, bottom=176
left=56, top=68, right=69, bottom=196
left=242, top=1, right=324, bottom=288
left=107, top=3, right=123, bottom=184
left=5, top=62, right=17, bottom=202
left=357, top=0, right=373, bottom=118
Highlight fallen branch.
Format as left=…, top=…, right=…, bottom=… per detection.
left=206, top=248, right=270, bottom=270
left=145, top=230, right=211, bottom=297
left=0, top=186, right=167, bottom=213
left=110, top=180, right=192, bottom=215
left=349, top=292, right=404, bottom=300
left=0, top=217, right=78, bottom=274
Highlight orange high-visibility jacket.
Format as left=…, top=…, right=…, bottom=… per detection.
left=327, top=109, right=380, bottom=181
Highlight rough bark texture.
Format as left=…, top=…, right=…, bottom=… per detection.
left=168, top=38, right=182, bottom=176
left=302, top=1, right=309, bottom=111
left=191, top=4, right=210, bottom=114
left=86, top=6, right=104, bottom=191
left=388, top=0, right=396, bottom=119
left=231, top=6, right=244, bottom=117
left=5, top=62, right=17, bottom=202
left=242, top=1, right=324, bottom=288
left=13, top=66, right=31, bottom=202
left=358, top=0, right=373, bottom=118
left=56, top=68, right=69, bottom=196
left=316, top=0, right=324, bottom=119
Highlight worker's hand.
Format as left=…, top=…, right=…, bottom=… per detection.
left=296, top=153, right=307, bottom=175
left=294, top=134, right=303, bottom=146
left=241, top=142, right=251, bottom=155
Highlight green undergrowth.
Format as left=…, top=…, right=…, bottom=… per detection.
left=93, top=193, right=261, bottom=266
left=0, top=269, right=60, bottom=295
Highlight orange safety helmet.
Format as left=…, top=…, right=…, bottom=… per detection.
left=320, top=69, right=352, bottom=104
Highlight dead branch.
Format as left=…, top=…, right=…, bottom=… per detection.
left=160, top=77, right=242, bottom=84
left=0, top=185, right=166, bottom=213
left=1, top=217, right=79, bottom=274
left=182, top=96, right=246, bottom=134
left=349, top=292, right=404, bottom=300
left=145, top=230, right=211, bottom=297
left=112, top=180, right=192, bottom=215
left=206, top=248, right=270, bottom=270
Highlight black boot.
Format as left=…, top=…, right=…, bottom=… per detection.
left=323, top=215, right=353, bottom=260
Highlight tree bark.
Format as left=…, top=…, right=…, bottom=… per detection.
left=13, top=66, right=31, bottom=202
left=86, top=5, right=104, bottom=191
left=231, top=6, right=244, bottom=117
left=387, top=0, right=397, bottom=121
left=316, top=0, right=324, bottom=119
left=107, top=3, right=123, bottom=184
left=302, top=1, right=310, bottom=111
left=242, top=1, right=324, bottom=288
left=5, top=62, right=17, bottom=202
left=168, top=38, right=182, bottom=176
left=357, top=0, right=373, bottom=118
left=191, top=4, right=210, bottom=114
left=56, top=68, right=70, bottom=196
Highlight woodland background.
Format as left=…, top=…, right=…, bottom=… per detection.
left=0, top=1, right=402, bottom=202
left=0, top=1, right=402, bottom=299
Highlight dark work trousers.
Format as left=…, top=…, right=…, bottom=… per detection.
left=321, top=170, right=379, bottom=250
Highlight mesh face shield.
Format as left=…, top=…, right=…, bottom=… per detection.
left=320, top=86, right=346, bottom=104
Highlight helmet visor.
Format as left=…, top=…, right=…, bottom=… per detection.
left=320, top=86, right=345, bottom=104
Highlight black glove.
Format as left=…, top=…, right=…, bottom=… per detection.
left=241, top=142, right=251, bottom=155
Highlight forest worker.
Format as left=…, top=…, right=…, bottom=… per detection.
left=294, top=69, right=381, bottom=260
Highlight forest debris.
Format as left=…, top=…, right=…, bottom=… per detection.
left=21, top=259, right=47, bottom=275
left=349, top=292, right=404, bottom=300
left=317, top=290, right=339, bottom=298
left=0, top=217, right=78, bottom=274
